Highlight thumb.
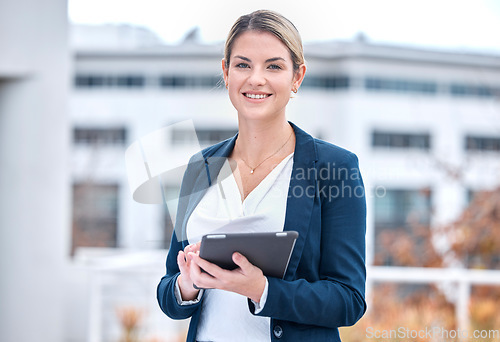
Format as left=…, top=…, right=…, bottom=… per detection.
left=232, top=252, right=253, bottom=271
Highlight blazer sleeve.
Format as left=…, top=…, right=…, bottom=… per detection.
left=252, top=150, right=367, bottom=328
left=156, top=153, right=207, bottom=320
left=156, top=231, right=204, bottom=319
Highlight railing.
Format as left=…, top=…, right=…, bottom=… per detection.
left=367, top=266, right=500, bottom=336
left=81, top=251, right=500, bottom=342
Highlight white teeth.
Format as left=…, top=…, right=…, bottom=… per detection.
left=245, top=93, right=269, bottom=99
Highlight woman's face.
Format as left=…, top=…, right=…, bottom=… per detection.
left=222, top=31, right=305, bottom=123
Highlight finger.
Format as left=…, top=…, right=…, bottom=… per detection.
left=184, top=244, right=193, bottom=254
left=177, top=251, right=188, bottom=273
left=190, top=252, right=228, bottom=280
left=191, top=241, right=201, bottom=253
left=184, top=242, right=199, bottom=254
left=232, top=252, right=254, bottom=273
left=178, top=251, right=185, bottom=265
left=188, top=254, right=218, bottom=289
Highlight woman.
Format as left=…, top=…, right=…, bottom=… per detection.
left=157, top=10, right=366, bottom=341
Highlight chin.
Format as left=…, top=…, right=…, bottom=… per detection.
left=238, top=110, right=283, bottom=123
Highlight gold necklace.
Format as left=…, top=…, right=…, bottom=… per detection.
left=239, top=130, right=294, bottom=174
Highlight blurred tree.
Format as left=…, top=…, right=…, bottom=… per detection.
left=342, top=186, right=500, bottom=341
left=340, top=284, right=455, bottom=342
left=375, top=186, right=500, bottom=269
left=447, top=188, right=500, bottom=269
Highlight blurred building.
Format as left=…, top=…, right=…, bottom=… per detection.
left=69, top=24, right=500, bottom=340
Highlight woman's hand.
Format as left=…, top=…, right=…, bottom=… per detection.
left=176, top=242, right=201, bottom=301
left=187, top=251, right=267, bottom=303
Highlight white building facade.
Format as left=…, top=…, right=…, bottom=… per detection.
left=69, top=25, right=500, bottom=341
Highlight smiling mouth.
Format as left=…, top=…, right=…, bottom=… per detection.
left=244, top=93, right=271, bottom=99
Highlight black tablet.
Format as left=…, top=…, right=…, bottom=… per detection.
left=199, top=231, right=299, bottom=279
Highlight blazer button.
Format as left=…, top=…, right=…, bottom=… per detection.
left=273, top=325, right=283, bottom=339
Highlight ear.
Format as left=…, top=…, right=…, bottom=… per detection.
left=221, top=59, right=228, bottom=85
left=292, top=64, right=306, bottom=91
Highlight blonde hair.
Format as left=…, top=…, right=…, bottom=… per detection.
left=224, top=10, right=305, bottom=73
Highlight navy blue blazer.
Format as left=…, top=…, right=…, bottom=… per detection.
left=157, top=122, right=367, bottom=341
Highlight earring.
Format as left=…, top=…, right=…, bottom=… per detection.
left=225, top=83, right=228, bottom=89
left=292, top=88, right=298, bottom=93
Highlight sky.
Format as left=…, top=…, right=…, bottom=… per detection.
left=68, top=0, right=500, bottom=53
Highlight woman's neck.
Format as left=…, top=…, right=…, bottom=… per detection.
left=233, top=116, right=294, bottom=166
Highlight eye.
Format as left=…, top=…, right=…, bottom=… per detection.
left=235, top=63, right=249, bottom=68
left=268, top=64, right=282, bottom=70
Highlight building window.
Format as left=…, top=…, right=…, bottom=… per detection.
left=301, top=76, right=350, bottom=90
left=72, top=183, right=119, bottom=255
left=74, top=127, right=127, bottom=146
left=75, top=74, right=223, bottom=89
left=372, top=131, right=431, bottom=150
left=375, top=189, right=432, bottom=229
left=74, top=73, right=500, bottom=98
left=115, top=75, right=145, bottom=87
left=374, top=188, right=432, bottom=265
left=365, top=77, right=437, bottom=95
left=159, top=75, right=221, bottom=88
left=465, top=135, right=500, bottom=152
left=75, top=75, right=109, bottom=87
left=450, top=84, right=498, bottom=98
left=171, top=127, right=238, bottom=146
left=75, top=74, right=145, bottom=88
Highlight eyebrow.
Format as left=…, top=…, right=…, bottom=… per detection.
left=234, top=55, right=286, bottom=63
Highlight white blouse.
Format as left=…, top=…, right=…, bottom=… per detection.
left=185, top=153, right=294, bottom=342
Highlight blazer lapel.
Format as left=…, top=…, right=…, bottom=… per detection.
left=283, top=122, right=318, bottom=280
left=179, top=135, right=238, bottom=243
left=178, top=120, right=319, bottom=273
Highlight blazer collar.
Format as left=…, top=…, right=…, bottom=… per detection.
left=181, top=121, right=318, bottom=264
left=281, top=122, right=318, bottom=279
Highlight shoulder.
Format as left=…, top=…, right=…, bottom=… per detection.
left=185, top=135, right=236, bottom=165
left=200, top=138, right=232, bottom=159
left=290, top=121, right=358, bottom=168
left=313, top=138, right=360, bottom=168
left=199, top=134, right=237, bottom=160
left=311, top=139, right=365, bottom=203
left=181, top=135, right=236, bottom=189
left=178, top=137, right=236, bottom=204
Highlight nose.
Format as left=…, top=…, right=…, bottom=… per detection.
left=247, top=68, right=266, bottom=87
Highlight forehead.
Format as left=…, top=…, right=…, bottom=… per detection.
left=231, top=31, right=291, bottom=61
